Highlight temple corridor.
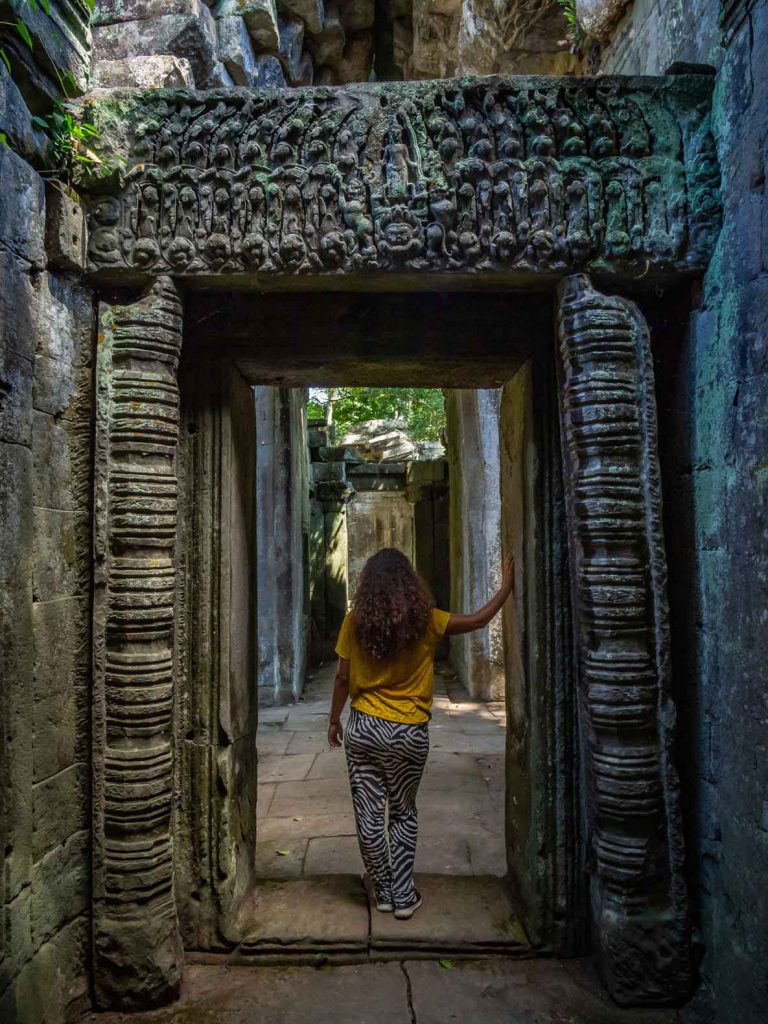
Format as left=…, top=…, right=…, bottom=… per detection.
left=254, top=663, right=507, bottom=881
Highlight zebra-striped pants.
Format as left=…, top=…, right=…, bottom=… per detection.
left=344, top=708, right=429, bottom=908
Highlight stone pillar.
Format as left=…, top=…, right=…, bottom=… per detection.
left=92, top=279, right=184, bottom=1009
left=499, top=355, right=582, bottom=954
left=324, top=498, right=349, bottom=639
left=405, top=461, right=450, bottom=612
left=445, top=389, right=504, bottom=700
left=255, top=387, right=309, bottom=704
left=556, top=274, right=691, bottom=1005
left=176, top=354, right=258, bottom=948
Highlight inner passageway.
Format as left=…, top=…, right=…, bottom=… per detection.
left=255, top=663, right=507, bottom=880
left=178, top=293, right=572, bottom=960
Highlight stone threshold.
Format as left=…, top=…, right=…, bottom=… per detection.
left=218, top=873, right=529, bottom=965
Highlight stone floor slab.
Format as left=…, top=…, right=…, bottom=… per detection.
left=285, top=731, right=332, bottom=754
left=304, top=835, right=361, bottom=874
left=405, top=958, right=676, bottom=1024
left=269, top=778, right=352, bottom=818
left=256, top=731, right=292, bottom=755
left=85, top=959, right=678, bottom=1024
left=414, top=835, right=473, bottom=874
left=306, top=749, right=350, bottom=779
left=467, top=828, right=507, bottom=875
left=257, top=812, right=357, bottom=842
left=370, top=875, right=525, bottom=950
left=258, top=752, right=316, bottom=783
left=256, top=782, right=276, bottom=816
left=255, top=839, right=308, bottom=879
left=236, top=876, right=369, bottom=952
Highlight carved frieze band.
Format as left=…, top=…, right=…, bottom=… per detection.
left=556, top=275, right=692, bottom=1005
left=86, top=76, right=720, bottom=280
left=93, top=278, right=184, bottom=1008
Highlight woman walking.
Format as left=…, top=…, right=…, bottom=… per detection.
left=328, top=547, right=514, bottom=920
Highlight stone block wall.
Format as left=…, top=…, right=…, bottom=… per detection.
left=596, top=3, right=768, bottom=1021
left=0, top=119, right=94, bottom=1024
left=89, top=0, right=580, bottom=87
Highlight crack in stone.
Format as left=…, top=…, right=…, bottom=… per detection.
left=400, top=961, right=417, bottom=1024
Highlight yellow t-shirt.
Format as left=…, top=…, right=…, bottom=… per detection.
left=335, top=608, right=451, bottom=725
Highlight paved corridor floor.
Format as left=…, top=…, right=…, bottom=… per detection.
left=86, top=959, right=678, bottom=1024
left=255, top=663, right=508, bottom=879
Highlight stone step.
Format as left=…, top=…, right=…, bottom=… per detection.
left=228, top=873, right=528, bottom=962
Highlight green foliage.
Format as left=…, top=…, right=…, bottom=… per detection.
left=0, top=0, right=112, bottom=180
left=32, top=102, right=118, bottom=183
left=313, top=388, right=446, bottom=443
left=555, top=0, right=586, bottom=49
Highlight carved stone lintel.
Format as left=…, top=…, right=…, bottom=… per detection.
left=84, top=75, right=721, bottom=282
left=556, top=274, right=692, bottom=1005
left=92, top=278, right=184, bottom=1009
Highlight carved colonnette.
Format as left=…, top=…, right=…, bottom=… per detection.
left=85, top=74, right=720, bottom=282
left=556, top=274, right=691, bottom=1004
left=92, top=278, right=184, bottom=1008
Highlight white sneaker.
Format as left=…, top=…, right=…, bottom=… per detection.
left=394, top=891, right=422, bottom=920
left=376, top=898, right=394, bottom=913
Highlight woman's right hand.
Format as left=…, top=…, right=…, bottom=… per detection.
left=328, top=719, right=344, bottom=749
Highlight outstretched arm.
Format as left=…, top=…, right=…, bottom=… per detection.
left=444, top=557, right=515, bottom=636
left=328, top=657, right=350, bottom=748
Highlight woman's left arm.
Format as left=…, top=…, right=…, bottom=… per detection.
left=328, top=657, right=350, bottom=748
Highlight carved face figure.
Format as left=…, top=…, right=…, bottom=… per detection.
left=133, top=237, right=161, bottom=268
left=241, top=233, right=268, bottom=267
left=280, top=232, right=307, bottom=269
left=320, top=230, right=347, bottom=266
left=204, top=233, right=231, bottom=267
left=384, top=221, right=412, bottom=247
left=491, top=230, right=517, bottom=263
left=167, top=236, right=195, bottom=270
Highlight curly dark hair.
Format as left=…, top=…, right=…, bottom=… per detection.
left=352, top=548, right=433, bottom=660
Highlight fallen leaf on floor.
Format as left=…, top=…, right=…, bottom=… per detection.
left=314, top=953, right=329, bottom=968
left=293, top=816, right=304, bottom=821
left=276, top=850, right=291, bottom=856
left=439, top=959, right=455, bottom=970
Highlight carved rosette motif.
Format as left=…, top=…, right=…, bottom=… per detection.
left=85, top=76, right=721, bottom=281
left=93, top=279, right=184, bottom=1008
left=556, top=274, right=692, bottom=1004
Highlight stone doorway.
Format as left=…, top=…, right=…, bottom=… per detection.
left=247, top=378, right=514, bottom=949
left=171, top=290, right=575, bottom=962
left=85, top=71, right=720, bottom=1011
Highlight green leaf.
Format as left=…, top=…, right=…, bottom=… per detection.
left=0, top=132, right=7, bottom=147
left=0, top=48, right=11, bottom=74
left=439, top=959, right=455, bottom=970
left=31, top=115, right=48, bottom=129
left=28, top=0, right=38, bottom=13
left=275, top=849, right=291, bottom=856
left=314, top=953, right=329, bottom=967
left=15, top=19, right=33, bottom=51
left=41, top=0, right=52, bottom=15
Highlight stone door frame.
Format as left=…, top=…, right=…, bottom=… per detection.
left=85, top=72, right=721, bottom=1010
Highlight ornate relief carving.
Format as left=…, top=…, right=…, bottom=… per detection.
left=85, top=75, right=720, bottom=280
left=556, top=274, right=692, bottom=1005
left=92, top=279, right=184, bottom=1008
